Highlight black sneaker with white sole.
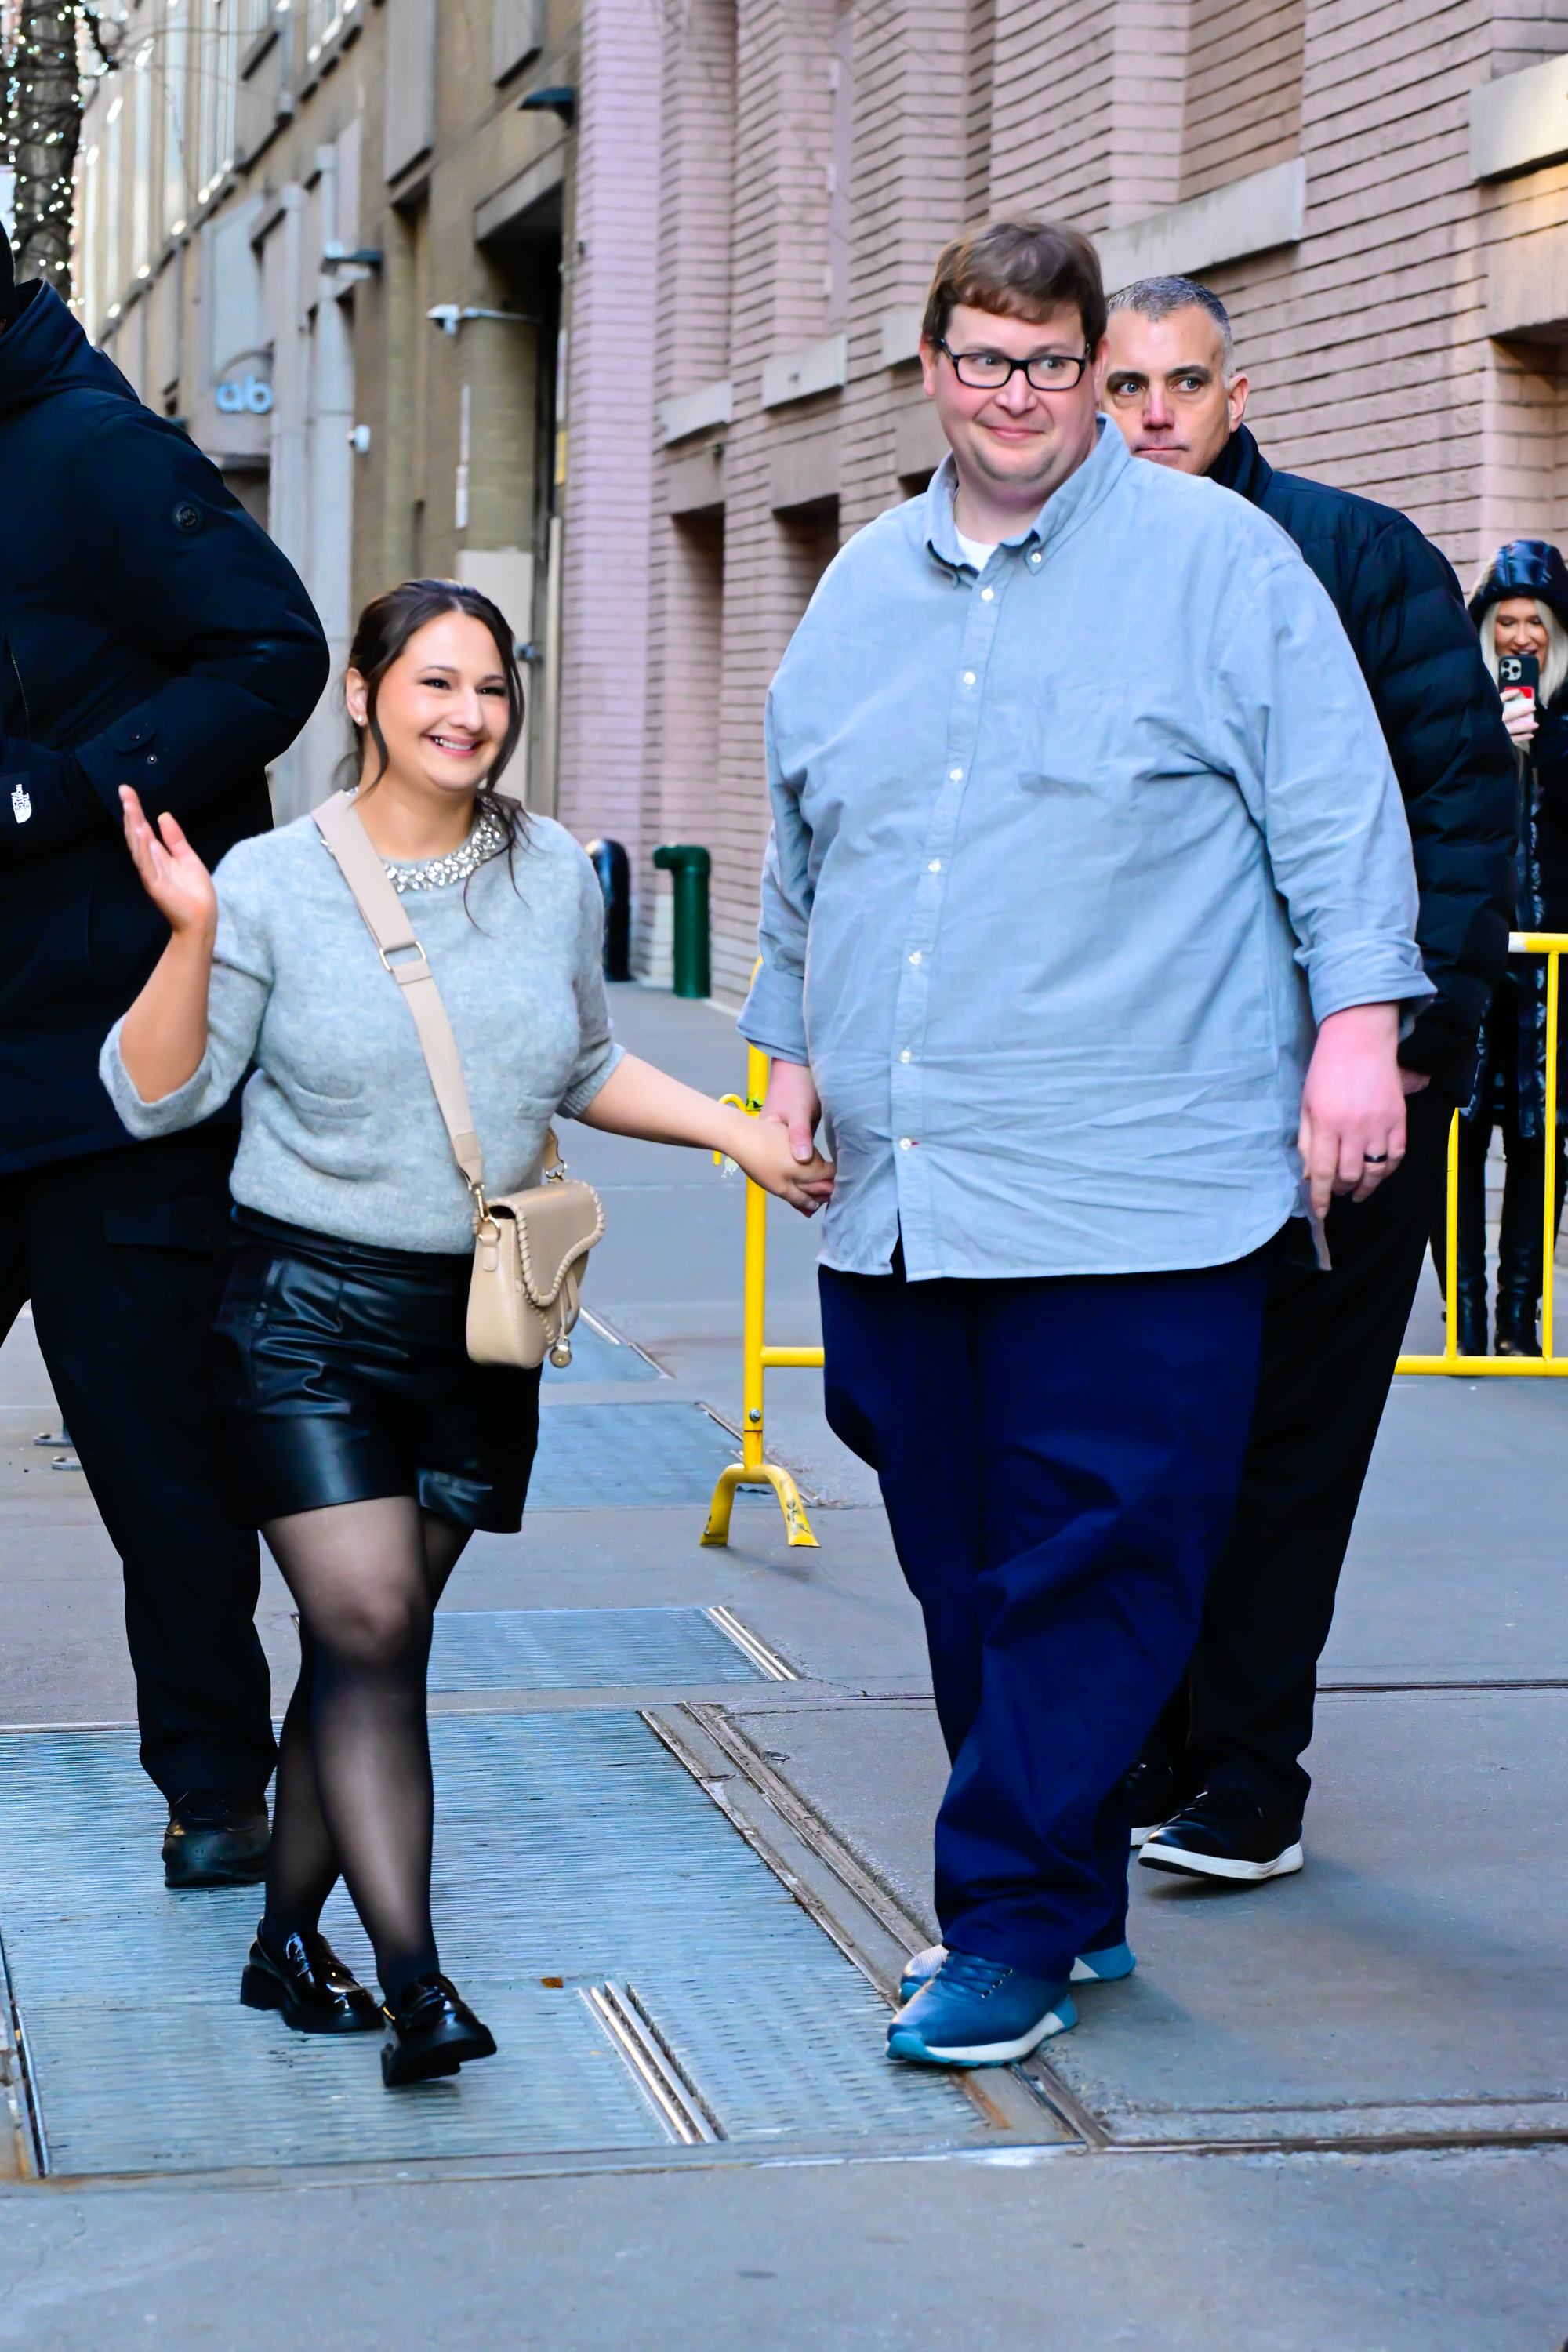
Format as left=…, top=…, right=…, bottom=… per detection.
left=1120, top=1757, right=1200, bottom=1846
left=1138, top=1787, right=1303, bottom=1882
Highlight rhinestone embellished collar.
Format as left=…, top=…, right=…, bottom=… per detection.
left=380, top=808, right=506, bottom=895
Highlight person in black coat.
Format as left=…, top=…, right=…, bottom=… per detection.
left=1102, top=277, right=1516, bottom=1880
left=1433, top=543, right=1568, bottom=1354
left=0, top=230, right=329, bottom=1882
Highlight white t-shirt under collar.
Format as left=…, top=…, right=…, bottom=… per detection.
left=953, top=526, right=997, bottom=572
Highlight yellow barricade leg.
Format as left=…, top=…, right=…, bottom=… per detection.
left=1398, top=931, right=1568, bottom=1375
left=703, top=1043, right=821, bottom=1548
left=1545, top=948, right=1559, bottom=1362
left=702, top=1460, right=817, bottom=1548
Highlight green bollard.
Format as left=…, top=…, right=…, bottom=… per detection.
left=652, top=843, right=711, bottom=998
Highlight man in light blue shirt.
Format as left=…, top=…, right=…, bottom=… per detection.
left=739, top=220, right=1430, bottom=2069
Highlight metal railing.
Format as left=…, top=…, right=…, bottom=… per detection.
left=1396, top=930, right=1568, bottom=1375
left=701, top=1040, right=822, bottom=1549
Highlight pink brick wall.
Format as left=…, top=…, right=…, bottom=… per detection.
left=557, top=0, right=664, bottom=850
left=559, top=0, right=1568, bottom=1000
left=1180, top=0, right=1305, bottom=201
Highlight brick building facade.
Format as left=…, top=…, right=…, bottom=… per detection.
left=64, top=4, right=1568, bottom=996
left=581, top=0, right=1568, bottom=998
left=72, top=0, right=583, bottom=818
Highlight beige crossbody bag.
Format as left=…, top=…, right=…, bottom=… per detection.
left=314, top=789, right=604, bottom=1370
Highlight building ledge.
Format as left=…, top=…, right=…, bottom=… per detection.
left=666, top=442, right=725, bottom=517
left=1472, top=53, right=1568, bottom=183
left=760, top=332, right=848, bottom=411
left=659, top=377, right=733, bottom=445
left=474, top=144, right=565, bottom=245
left=879, top=306, right=924, bottom=368
left=1093, top=158, right=1305, bottom=293
left=1489, top=220, right=1568, bottom=340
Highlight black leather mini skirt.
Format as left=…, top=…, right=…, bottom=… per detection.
left=212, top=1209, right=540, bottom=1532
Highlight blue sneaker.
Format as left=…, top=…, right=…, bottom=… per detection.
left=1069, top=1939, right=1136, bottom=1984
left=887, top=1949, right=1076, bottom=2067
left=897, top=1938, right=1134, bottom=2002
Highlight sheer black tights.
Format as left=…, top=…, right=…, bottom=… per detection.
left=260, top=1498, right=471, bottom=2005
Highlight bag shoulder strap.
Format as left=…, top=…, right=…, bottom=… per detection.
left=314, top=789, right=487, bottom=1197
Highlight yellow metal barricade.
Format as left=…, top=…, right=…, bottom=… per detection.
left=699, top=935, right=1567, bottom=1501
left=1397, top=930, right=1568, bottom=1375
left=701, top=1040, right=822, bottom=1548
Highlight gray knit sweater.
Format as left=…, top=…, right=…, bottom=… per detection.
left=100, top=811, right=622, bottom=1252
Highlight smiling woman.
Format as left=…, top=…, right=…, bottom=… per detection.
left=341, top=580, right=525, bottom=884
left=96, top=574, right=833, bottom=2096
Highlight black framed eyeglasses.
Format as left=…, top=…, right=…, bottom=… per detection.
left=938, top=339, right=1091, bottom=393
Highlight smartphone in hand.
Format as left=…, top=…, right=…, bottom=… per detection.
left=1499, top=651, right=1541, bottom=703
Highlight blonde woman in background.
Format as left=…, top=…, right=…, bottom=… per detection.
left=1433, top=543, right=1568, bottom=1352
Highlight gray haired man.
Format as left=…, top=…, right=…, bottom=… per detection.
left=1104, top=278, right=1516, bottom=1881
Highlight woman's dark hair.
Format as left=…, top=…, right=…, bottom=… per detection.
left=342, top=577, right=528, bottom=898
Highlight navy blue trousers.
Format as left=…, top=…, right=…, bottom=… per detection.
left=819, top=1243, right=1274, bottom=1980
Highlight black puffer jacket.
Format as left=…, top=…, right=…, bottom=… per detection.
left=0, top=281, right=328, bottom=1171
left=1466, top=541, right=1568, bottom=1133
left=1210, top=426, right=1516, bottom=1096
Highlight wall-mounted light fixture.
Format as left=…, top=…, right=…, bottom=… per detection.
left=426, top=306, right=539, bottom=337
left=519, top=85, right=575, bottom=129
left=321, top=242, right=383, bottom=274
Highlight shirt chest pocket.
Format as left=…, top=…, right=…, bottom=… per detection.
left=1015, top=684, right=1129, bottom=800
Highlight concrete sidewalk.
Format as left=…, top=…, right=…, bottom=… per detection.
left=1, top=985, right=1566, bottom=2350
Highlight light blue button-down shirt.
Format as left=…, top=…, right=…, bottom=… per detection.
left=739, top=422, right=1432, bottom=1281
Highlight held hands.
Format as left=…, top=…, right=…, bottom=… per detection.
left=1501, top=688, right=1538, bottom=747
left=731, top=1112, right=836, bottom=1214
left=754, top=1058, right=836, bottom=1216
left=1298, top=1002, right=1406, bottom=1221
left=572, top=1051, right=833, bottom=1213
left=119, top=785, right=217, bottom=940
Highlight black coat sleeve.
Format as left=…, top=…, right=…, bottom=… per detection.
left=0, top=737, right=103, bottom=862
left=61, top=401, right=329, bottom=835
left=1344, top=521, right=1517, bottom=1091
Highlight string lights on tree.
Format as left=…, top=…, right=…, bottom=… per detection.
left=2, top=4, right=117, bottom=303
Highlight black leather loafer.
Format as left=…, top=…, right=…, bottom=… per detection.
left=241, top=1925, right=382, bottom=2033
left=381, top=1973, right=497, bottom=2087
left=162, top=1790, right=270, bottom=1888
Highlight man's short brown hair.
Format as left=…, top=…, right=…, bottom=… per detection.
left=921, top=220, right=1107, bottom=354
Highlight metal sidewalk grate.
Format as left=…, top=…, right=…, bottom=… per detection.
left=0, top=1716, right=976, bottom=2176
left=426, top=1606, right=771, bottom=1692
left=528, top=1404, right=739, bottom=1508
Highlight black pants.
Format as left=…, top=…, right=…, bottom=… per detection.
left=1145, top=1083, right=1452, bottom=1823
left=0, top=1125, right=275, bottom=1799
